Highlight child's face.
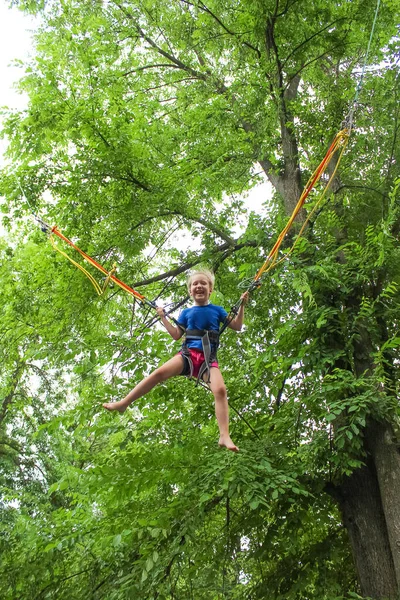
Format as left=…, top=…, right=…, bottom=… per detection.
left=189, top=275, right=212, bottom=304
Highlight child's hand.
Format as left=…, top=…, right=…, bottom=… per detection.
left=241, top=291, right=250, bottom=304
left=156, top=306, right=166, bottom=317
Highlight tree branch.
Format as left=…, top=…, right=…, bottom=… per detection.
left=282, top=18, right=347, bottom=69
left=132, top=239, right=257, bottom=287
left=0, top=436, right=21, bottom=453
left=116, top=173, right=151, bottom=192
left=114, top=2, right=209, bottom=82
left=36, top=568, right=94, bottom=599
left=0, top=362, right=25, bottom=425
left=131, top=210, right=237, bottom=244
left=333, top=184, right=388, bottom=198
left=183, top=0, right=261, bottom=58
left=284, top=42, right=357, bottom=91
left=123, top=63, right=183, bottom=76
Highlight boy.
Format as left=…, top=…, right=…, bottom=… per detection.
left=103, top=269, right=248, bottom=452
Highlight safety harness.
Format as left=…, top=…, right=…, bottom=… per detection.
left=180, top=328, right=220, bottom=385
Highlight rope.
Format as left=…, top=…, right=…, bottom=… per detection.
left=344, top=0, right=382, bottom=132
left=49, top=226, right=152, bottom=304
left=218, top=127, right=350, bottom=332
left=253, top=128, right=349, bottom=283
left=49, top=226, right=183, bottom=328
left=222, top=0, right=382, bottom=322
left=50, top=234, right=117, bottom=296
left=15, top=179, right=154, bottom=308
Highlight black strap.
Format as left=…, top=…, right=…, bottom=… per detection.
left=182, top=329, right=220, bottom=385
left=185, top=329, right=219, bottom=344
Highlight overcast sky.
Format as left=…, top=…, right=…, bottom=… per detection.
left=0, top=3, right=38, bottom=163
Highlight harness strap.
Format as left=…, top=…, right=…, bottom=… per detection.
left=182, top=329, right=220, bottom=385
left=181, top=346, right=194, bottom=379
left=185, top=329, right=219, bottom=342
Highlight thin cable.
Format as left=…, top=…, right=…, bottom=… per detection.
left=346, top=0, right=381, bottom=131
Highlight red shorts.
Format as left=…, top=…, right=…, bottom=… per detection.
left=179, top=348, right=219, bottom=379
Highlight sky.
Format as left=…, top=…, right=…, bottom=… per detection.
left=0, top=3, right=38, bottom=163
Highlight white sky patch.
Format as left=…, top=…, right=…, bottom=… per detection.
left=151, top=172, right=273, bottom=258
left=0, top=4, right=39, bottom=165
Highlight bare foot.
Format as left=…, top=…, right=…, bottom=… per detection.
left=102, top=401, right=129, bottom=414
left=218, top=436, right=239, bottom=452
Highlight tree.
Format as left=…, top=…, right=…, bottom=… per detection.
left=1, top=0, right=399, bottom=598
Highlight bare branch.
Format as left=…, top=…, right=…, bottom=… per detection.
left=36, top=568, right=94, bottom=599
left=116, top=172, right=151, bottom=192
left=276, top=0, right=301, bottom=18
left=258, top=157, right=282, bottom=191
left=0, top=437, right=21, bottom=453
left=123, top=63, right=183, bottom=76
left=132, top=239, right=258, bottom=288
left=284, top=72, right=301, bottom=101
left=284, top=42, right=357, bottom=91
left=333, top=184, right=388, bottom=198
left=114, top=1, right=209, bottom=81
left=130, top=210, right=237, bottom=244
left=190, top=0, right=261, bottom=58
left=139, top=77, right=199, bottom=92
left=282, top=18, right=347, bottom=68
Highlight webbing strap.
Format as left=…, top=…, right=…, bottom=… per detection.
left=182, top=329, right=219, bottom=385
left=185, top=329, right=219, bottom=343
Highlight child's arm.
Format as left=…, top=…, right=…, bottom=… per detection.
left=227, top=292, right=249, bottom=331
left=157, top=307, right=185, bottom=340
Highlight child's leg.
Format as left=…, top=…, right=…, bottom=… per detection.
left=207, top=367, right=238, bottom=452
left=103, top=354, right=184, bottom=413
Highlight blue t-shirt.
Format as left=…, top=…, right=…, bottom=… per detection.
left=177, top=303, right=228, bottom=351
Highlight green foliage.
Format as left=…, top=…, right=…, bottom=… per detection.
left=0, top=0, right=399, bottom=598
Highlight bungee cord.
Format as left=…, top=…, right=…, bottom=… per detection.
left=222, top=0, right=382, bottom=326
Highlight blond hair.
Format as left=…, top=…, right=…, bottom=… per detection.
left=187, top=268, right=215, bottom=292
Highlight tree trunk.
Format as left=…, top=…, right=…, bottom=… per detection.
left=330, top=459, right=398, bottom=599
left=329, top=315, right=400, bottom=598
left=366, top=420, right=400, bottom=588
